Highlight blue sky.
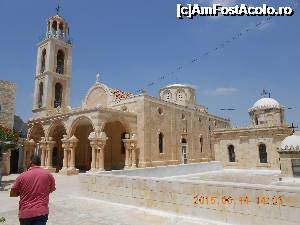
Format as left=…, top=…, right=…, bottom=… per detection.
left=0, top=0, right=299, bottom=127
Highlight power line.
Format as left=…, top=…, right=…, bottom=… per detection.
left=132, top=0, right=299, bottom=95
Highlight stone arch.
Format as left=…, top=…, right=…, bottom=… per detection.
left=48, top=121, right=67, bottom=172
left=28, top=123, right=45, bottom=143
left=101, top=117, right=131, bottom=170
left=83, top=83, right=114, bottom=108
left=69, top=116, right=95, bottom=171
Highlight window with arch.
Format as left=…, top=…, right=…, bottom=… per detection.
left=56, top=50, right=65, bottom=74
left=52, top=20, right=57, bottom=31
left=54, top=82, right=63, bottom=108
left=159, top=132, right=164, bottom=153
left=38, top=82, right=44, bottom=108
left=200, top=136, right=203, bottom=152
left=181, top=138, right=187, bottom=144
left=259, top=144, right=267, bottom=163
left=59, top=22, right=64, bottom=31
left=40, top=49, right=46, bottom=73
left=228, top=145, right=235, bottom=162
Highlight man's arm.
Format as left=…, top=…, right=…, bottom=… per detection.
left=10, top=176, right=21, bottom=197
left=49, top=174, right=56, bottom=193
left=10, top=189, right=19, bottom=197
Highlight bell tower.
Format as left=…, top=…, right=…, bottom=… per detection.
left=32, top=8, right=72, bottom=118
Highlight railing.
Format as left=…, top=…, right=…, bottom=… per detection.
left=38, top=30, right=72, bottom=44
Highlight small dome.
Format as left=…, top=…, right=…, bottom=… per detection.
left=251, top=97, right=281, bottom=110
left=165, top=84, right=195, bottom=89
left=280, top=134, right=300, bottom=150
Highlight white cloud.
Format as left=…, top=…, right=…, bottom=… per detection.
left=204, top=87, right=238, bottom=96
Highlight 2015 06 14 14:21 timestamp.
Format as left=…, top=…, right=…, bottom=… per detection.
left=193, top=195, right=283, bottom=206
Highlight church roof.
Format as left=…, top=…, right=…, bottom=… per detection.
left=280, top=134, right=300, bottom=151
left=250, top=97, right=281, bottom=110
left=109, top=88, right=133, bottom=100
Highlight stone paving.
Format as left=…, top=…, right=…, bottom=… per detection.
left=0, top=174, right=229, bottom=225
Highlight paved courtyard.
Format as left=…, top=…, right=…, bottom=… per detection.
left=0, top=173, right=229, bottom=225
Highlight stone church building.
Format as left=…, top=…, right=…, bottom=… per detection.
left=213, top=97, right=292, bottom=169
left=24, top=13, right=230, bottom=174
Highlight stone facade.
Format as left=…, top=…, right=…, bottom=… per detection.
left=213, top=97, right=292, bottom=169
left=0, top=80, right=16, bottom=129
left=23, top=13, right=230, bottom=174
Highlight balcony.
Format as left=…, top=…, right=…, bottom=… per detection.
left=38, top=30, right=72, bottom=45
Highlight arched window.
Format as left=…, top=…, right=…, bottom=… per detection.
left=259, top=144, right=267, bottom=163
left=56, top=50, right=65, bottom=74
left=54, top=83, right=63, bottom=108
left=52, top=20, right=57, bottom=31
left=38, top=82, right=44, bottom=108
left=59, top=22, right=64, bottom=31
left=159, top=132, right=164, bottom=153
left=228, top=145, right=235, bottom=162
left=40, top=49, right=46, bottom=73
left=200, top=137, right=203, bottom=152
left=181, top=138, right=187, bottom=144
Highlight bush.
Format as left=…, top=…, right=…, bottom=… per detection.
left=0, top=125, right=19, bottom=142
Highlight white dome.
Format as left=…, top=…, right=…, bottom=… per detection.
left=251, top=97, right=281, bottom=110
left=165, top=83, right=195, bottom=89
left=280, top=134, right=300, bottom=150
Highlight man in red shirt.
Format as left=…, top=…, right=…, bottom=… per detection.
left=10, top=154, right=56, bottom=225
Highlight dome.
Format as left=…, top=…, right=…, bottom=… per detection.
left=280, top=134, right=300, bottom=150
left=251, top=97, right=281, bottom=110
left=165, top=84, right=195, bottom=89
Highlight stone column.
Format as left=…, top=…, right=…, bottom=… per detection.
left=61, top=135, right=69, bottom=170
left=39, top=137, right=47, bottom=167
left=22, top=139, right=30, bottom=170
left=123, top=134, right=138, bottom=169
left=67, top=135, right=79, bottom=175
left=2, top=149, right=11, bottom=176
left=88, top=132, right=107, bottom=172
left=28, top=139, right=36, bottom=158
left=45, top=137, right=56, bottom=172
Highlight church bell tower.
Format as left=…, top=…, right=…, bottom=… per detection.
left=32, top=8, right=72, bottom=118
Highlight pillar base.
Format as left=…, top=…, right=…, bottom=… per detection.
left=45, top=167, right=56, bottom=173
left=88, top=168, right=105, bottom=173
left=59, top=167, right=79, bottom=176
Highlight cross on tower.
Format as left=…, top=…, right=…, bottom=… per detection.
left=288, top=123, right=298, bottom=134
left=261, top=89, right=271, bottom=98
left=56, top=4, right=61, bottom=15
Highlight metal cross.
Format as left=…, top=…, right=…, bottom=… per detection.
left=56, top=4, right=61, bottom=15
left=288, top=123, right=298, bottom=133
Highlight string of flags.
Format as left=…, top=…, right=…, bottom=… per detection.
left=132, top=0, right=299, bottom=95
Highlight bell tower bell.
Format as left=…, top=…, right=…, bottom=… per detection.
left=32, top=9, right=72, bottom=118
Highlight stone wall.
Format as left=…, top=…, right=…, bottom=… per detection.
left=112, top=94, right=230, bottom=168
left=213, top=127, right=291, bottom=169
left=80, top=170, right=300, bottom=225
left=0, top=80, right=16, bottom=129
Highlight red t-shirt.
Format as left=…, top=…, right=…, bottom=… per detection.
left=11, top=166, right=55, bottom=219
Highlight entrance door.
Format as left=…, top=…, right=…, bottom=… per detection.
left=292, top=159, right=300, bottom=177
left=181, top=144, right=188, bottom=164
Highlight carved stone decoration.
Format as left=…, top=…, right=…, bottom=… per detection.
left=59, top=135, right=79, bottom=175
left=88, top=131, right=108, bottom=172
left=123, top=133, right=138, bottom=169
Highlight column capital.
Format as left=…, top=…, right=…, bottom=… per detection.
left=88, top=132, right=107, bottom=149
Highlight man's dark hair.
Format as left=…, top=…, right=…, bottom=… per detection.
left=30, top=154, right=41, bottom=166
